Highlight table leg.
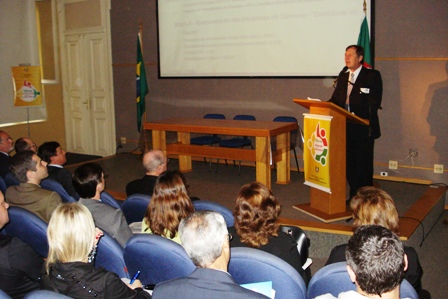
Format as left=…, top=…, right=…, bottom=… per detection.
left=255, top=136, right=271, bottom=189
left=177, top=132, right=192, bottom=172
left=276, top=132, right=291, bottom=184
left=152, top=130, right=166, bottom=152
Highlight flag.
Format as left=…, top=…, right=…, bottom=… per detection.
left=136, top=32, right=148, bottom=131
left=357, top=16, right=372, bottom=69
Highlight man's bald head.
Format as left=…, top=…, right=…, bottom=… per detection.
left=143, top=150, right=167, bottom=176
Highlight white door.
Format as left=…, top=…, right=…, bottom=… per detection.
left=58, top=0, right=115, bottom=156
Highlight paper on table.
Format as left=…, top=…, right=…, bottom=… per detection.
left=307, top=97, right=321, bottom=101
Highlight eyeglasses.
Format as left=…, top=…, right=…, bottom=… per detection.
left=161, top=158, right=170, bottom=165
left=227, top=233, right=233, bottom=241
left=28, top=144, right=37, bottom=149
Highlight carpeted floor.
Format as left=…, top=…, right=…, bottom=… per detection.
left=67, top=153, right=448, bottom=299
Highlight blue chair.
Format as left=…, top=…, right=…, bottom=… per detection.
left=41, top=179, right=76, bottom=203
left=2, top=206, right=48, bottom=257
left=0, top=289, right=12, bottom=299
left=0, top=175, right=6, bottom=194
left=95, top=231, right=129, bottom=279
left=190, top=114, right=225, bottom=171
left=24, top=290, right=72, bottom=299
left=218, top=114, right=256, bottom=175
left=273, top=116, right=302, bottom=174
left=124, top=234, right=196, bottom=287
left=229, top=247, right=307, bottom=299
left=122, top=194, right=151, bottom=224
left=307, top=262, right=418, bottom=299
left=193, top=200, right=234, bottom=227
left=4, top=172, right=19, bottom=188
left=100, top=190, right=123, bottom=209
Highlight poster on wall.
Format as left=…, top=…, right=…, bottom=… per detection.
left=303, top=114, right=333, bottom=193
left=12, top=66, right=43, bottom=107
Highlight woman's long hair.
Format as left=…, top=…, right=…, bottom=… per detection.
left=143, top=170, right=194, bottom=238
left=46, top=203, right=96, bottom=273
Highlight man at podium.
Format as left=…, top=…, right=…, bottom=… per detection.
left=329, top=45, right=383, bottom=201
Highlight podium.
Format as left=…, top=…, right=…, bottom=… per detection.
left=293, top=99, right=369, bottom=223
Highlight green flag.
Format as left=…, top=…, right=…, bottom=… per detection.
left=357, top=16, right=372, bottom=68
left=136, top=33, right=148, bottom=132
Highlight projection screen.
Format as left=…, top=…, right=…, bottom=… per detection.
left=158, top=0, right=373, bottom=77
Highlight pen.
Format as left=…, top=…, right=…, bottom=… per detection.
left=130, top=270, right=141, bottom=284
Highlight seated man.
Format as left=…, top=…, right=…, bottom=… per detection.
left=317, top=225, right=408, bottom=299
left=0, top=190, right=44, bottom=298
left=126, top=149, right=167, bottom=197
left=0, top=130, right=14, bottom=178
left=38, top=141, right=79, bottom=199
left=6, top=150, right=62, bottom=222
left=14, top=137, right=38, bottom=153
left=152, top=211, right=268, bottom=299
left=73, top=162, right=133, bottom=248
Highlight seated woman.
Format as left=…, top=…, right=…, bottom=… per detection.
left=228, top=182, right=308, bottom=283
left=42, top=203, right=150, bottom=299
left=325, top=186, right=424, bottom=295
left=141, top=170, right=195, bottom=244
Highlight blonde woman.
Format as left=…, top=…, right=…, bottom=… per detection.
left=42, top=203, right=150, bottom=299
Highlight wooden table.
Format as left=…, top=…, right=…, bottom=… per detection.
left=144, top=118, right=298, bottom=188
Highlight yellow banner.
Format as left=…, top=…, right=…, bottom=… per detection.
left=303, top=114, right=333, bottom=193
left=12, top=66, right=43, bottom=107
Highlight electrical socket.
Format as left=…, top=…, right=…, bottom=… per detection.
left=389, top=160, right=398, bottom=170
left=409, top=148, right=418, bottom=157
left=380, top=172, right=388, bottom=176
left=434, top=164, right=444, bottom=174
left=120, top=137, right=127, bottom=144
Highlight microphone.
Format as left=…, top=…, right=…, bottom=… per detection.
left=333, top=66, right=349, bottom=88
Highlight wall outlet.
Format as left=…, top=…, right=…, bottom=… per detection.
left=120, top=137, right=127, bottom=144
left=380, top=171, right=388, bottom=176
left=389, top=160, right=398, bottom=170
left=434, top=164, right=444, bottom=174
left=409, top=148, right=418, bottom=157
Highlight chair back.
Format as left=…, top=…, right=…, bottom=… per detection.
left=0, top=175, right=6, bottom=194
left=95, top=231, right=129, bottom=279
left=124, top=234, right=195, bottom=286
left=24, top=290, right=72, bottom=299
left=100, top=191, right=123, bottom=210
left=4, top=172, right=19, bottom=188
left=229, top=247, right=307, bottom=299
left=40, top=179, right=76, bottom=203
left=203, top=113, right=225, bottom=119
left=233, top=114, right=256, bottom=121
left=279, top=225, right=309, bottom=265
left=192, top=200, right=234, bottom=227
left=122, top=194, right=151, bottom=224
left=0, top=289, right=12, bottom=299
left=307, top=262, right=418, bottom=299
left=273, top=116, right=299, bottom=149
left=2, top=206, right=48, bottom=257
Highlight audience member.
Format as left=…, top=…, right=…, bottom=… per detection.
left=14, top=137, right=37, bottom=153
left=141, top=170, right=194, bottom=244
left=0, top=190, right=44, bottom=299
left=126, top=149, right=167, bottom=196
left=41, top=203, right=150, bottom=298
left=0, top=130, right=14, bottom=178
left=316, top=225, right=408, bottom=299
left=325, top=186, right=423, bottom=294
left=228, top=181, right=307, bottom=282
left=73, top=162, right=132, bottom=248
left=5, top=150, right=62, bottom=222
left=152, top=210, right=268, bottom=299
left=38, top=141, right=78, bottom=199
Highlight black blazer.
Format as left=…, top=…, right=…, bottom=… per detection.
left=329, top=67, right=383, bottom=139
left=47, top=166, right=79, bottom=199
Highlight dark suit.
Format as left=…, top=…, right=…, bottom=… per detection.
left=0, top=152, right=11, bottom=178
left=152, top=268, right=269, bottom=299
left=325, top=243, right=423, bottom=294
left=126, top=175, right=158, bottom=197
left=47, top=165, right=79, bottom=199
left=329, top=67, right=383, bottom=198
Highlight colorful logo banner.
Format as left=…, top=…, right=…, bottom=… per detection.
left=303, top=114, right=333, bottom=193
left=12, top=66, right=43, bottom=107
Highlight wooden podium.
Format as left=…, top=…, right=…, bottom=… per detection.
left=293, top=99, right=369, bottom=223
